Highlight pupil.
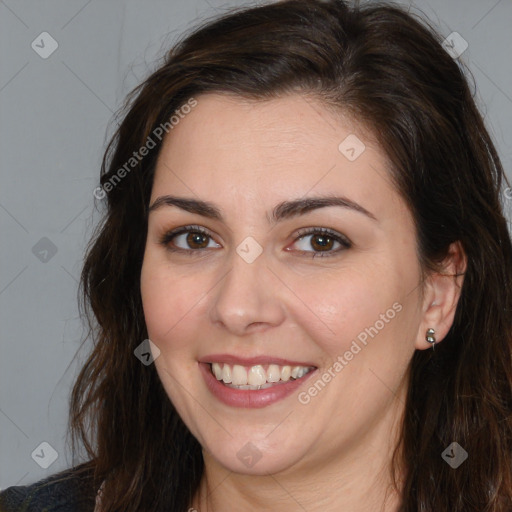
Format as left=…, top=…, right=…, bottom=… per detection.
left=312, top=235, right=332, bottom=251
left=187, top=232, right=208, bottom=248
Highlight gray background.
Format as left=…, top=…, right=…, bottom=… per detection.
left=1, top=0, right=511, bottom=489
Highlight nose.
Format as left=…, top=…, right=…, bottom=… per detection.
left=209, top=249, right=286, bottom=336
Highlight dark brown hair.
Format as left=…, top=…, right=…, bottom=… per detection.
left=68, top=1, right=512, bottom=510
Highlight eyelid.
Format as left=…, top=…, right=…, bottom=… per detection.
left=293, top=226, right=351, bottom=245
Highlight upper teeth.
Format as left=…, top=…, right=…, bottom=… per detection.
left=211, top=363, right=313, bottom=387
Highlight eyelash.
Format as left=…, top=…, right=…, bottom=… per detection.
left=159, top=225, right=352, bottom=258
left=294, top=227, right=352, bottom=257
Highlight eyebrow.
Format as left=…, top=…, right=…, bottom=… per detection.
left=148, top=195, right=377, bottom=223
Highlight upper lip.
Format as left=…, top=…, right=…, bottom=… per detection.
left=199, top=354, right=317, bottom=367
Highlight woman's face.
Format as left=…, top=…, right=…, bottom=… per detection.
left=141, top=93, right=428, bottom=477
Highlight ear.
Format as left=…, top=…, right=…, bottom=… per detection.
left=415, top=241, right=467, bottom=350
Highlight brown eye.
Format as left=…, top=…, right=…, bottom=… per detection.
left=310, top=234, right=335, bottom=251
left=160, top=226, right=221, bottom=253
left=291, top=228, right=351, bottom=257
left=186, top=231, right=210, bottom=249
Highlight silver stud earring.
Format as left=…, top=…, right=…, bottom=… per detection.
left=425, top=328, right=436, bottom=350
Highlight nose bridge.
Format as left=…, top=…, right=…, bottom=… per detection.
left=209, top=247, right=285, bottom=334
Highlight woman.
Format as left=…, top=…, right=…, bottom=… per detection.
left=1, top=0, right=511, bottom=510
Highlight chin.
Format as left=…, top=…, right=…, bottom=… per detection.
left=197, top=425, right=313, bottom=477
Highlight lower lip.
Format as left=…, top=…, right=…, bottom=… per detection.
left=199, top=363, right=317, bottom=408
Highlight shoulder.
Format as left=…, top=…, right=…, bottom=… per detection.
left=0, top=463, right=98, bottom=512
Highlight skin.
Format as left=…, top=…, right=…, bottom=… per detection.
left=140, top=93, right=465, bottom=511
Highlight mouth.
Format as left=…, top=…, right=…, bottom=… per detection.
left=209, top=362, right=316, bottom=390
left=199, top=356, right=318, bottom=408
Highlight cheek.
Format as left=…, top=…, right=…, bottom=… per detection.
left=287, top=265, right=396, bottom=357
left=140, top=255, right=205, bottom=351
left=140, top=257, right=206, bottom=412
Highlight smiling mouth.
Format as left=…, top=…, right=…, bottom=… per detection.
left=210, top=362, right=316, bottom=390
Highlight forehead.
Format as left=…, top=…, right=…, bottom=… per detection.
left=156, top=92, right=369, bottom=166
left=150, top=92, right=403, bottom=223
